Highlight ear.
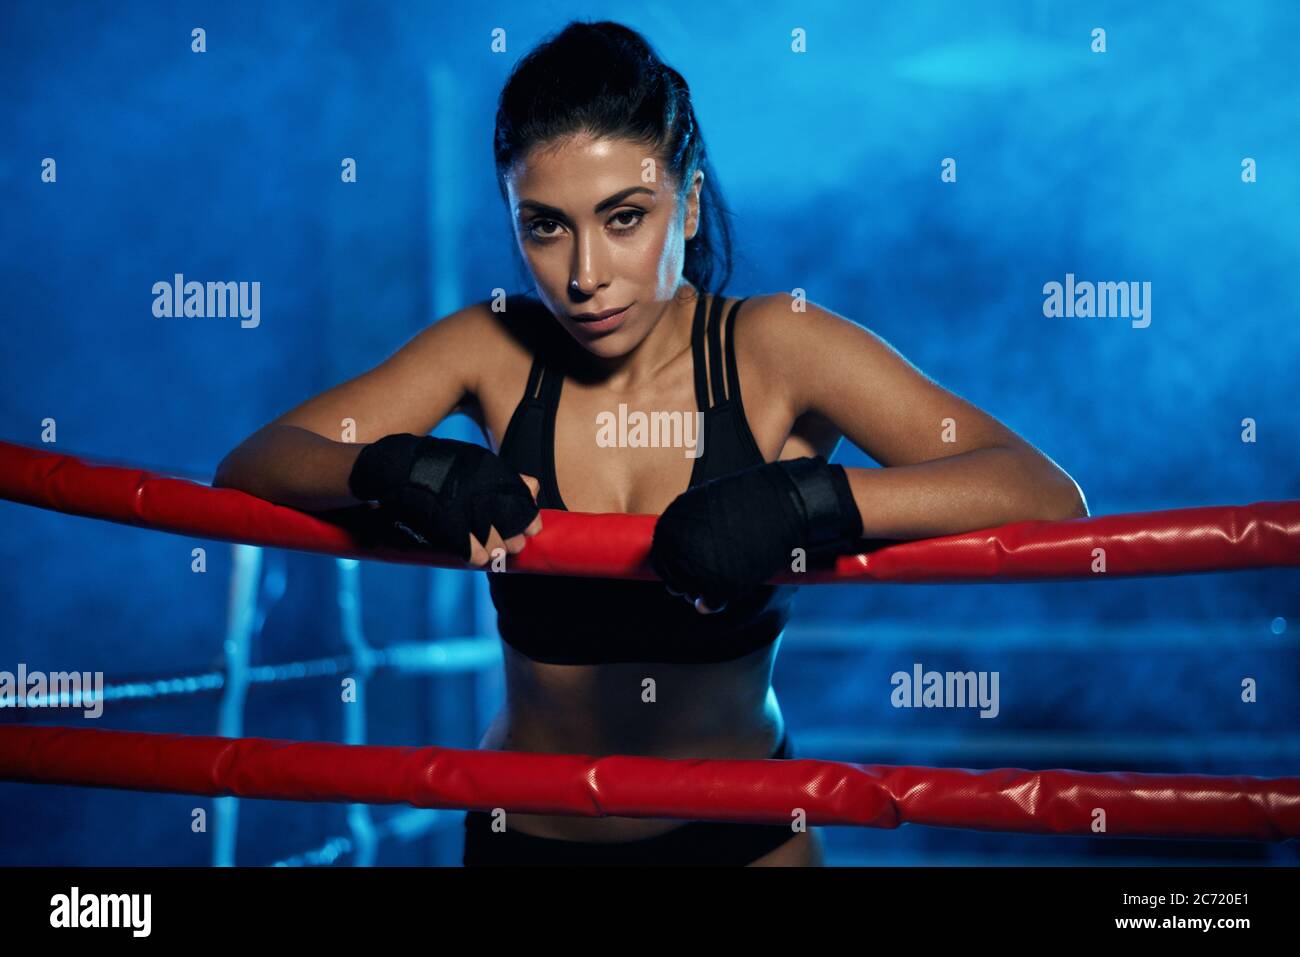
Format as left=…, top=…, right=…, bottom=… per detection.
left=683, top=169, right=705, bottom=241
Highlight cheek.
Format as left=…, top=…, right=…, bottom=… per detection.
left=621, top=217, right=678, bottom=279
left=629, top=232, right=670, bottom=277
left=519, top=240, right=564, bottom=286
left=650, top=218, right=686, bottom=285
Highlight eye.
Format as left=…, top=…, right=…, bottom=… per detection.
left=524, top=210, right=646, bottom=243
left=610, top=209, right=645, bottom=232
left=525, top=218, right=562, bottom=241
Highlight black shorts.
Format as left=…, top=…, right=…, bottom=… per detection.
left=462, top=733, right=799, bottom=866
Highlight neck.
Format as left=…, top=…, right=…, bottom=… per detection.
left=568, top=281, right=700, bottom=391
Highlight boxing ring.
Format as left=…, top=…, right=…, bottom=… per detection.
left=2, top=438, right=1299, bottom=865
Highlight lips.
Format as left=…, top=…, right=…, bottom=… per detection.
left=569, top=303, right=632, bottom=334
left=571, top=305, right=631, bottom=322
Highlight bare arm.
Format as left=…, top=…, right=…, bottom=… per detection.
left=752, top=294, right=1088, bottom=540
left=212, top=303, right=487, bottom=513
left=212, top=425, right=367, bottom=511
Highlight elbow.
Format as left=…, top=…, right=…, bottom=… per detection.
left=1059, top=495, right=1090, bottom=521
left=211, top=447, right=248, bottom=492
left=211, top=454, right=235, bottom=490
left=212, top=426, right=278, bottom=491
left=1000, top=447, right=1090, bottom=522
left=1046, top=475, right=1089, bottom=521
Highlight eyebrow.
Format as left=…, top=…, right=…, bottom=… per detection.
left=515, top=186, right=656, bottom=220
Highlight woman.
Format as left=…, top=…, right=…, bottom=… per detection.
left=214, top=20, right=1087, bottom=866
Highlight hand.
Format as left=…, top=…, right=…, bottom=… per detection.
left=349, top=434, right=542, bottom=564
left=464, top=474, right=543, bottom=566
left=650, top=457, right=862, bottom=613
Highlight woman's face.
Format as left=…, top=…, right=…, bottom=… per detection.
left=504, top=133, right=702, bottom=359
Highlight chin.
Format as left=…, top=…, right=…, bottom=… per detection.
left=574, top=333, right=632, bottom=359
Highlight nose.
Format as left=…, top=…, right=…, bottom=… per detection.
left=569, top=227, right=609, bottom=297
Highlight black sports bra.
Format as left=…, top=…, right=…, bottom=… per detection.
left=486, top=292, right=798, bottom=665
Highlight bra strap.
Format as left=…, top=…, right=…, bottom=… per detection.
left=690, top=292, right=713, bottom=411
left=536, top=354, right=566, bottom=508
left=706, top=294, right=729, bottom=407
left=723, top=297, right=750, bottom=410
left=524, top=354, right=546, bottom=401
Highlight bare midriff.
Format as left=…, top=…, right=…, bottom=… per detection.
left=477, top=639, right=786, bottom=841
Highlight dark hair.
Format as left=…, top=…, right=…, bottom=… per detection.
left=493, top=20, right=733, bottom=294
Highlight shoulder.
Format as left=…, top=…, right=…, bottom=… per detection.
left=731, top=291, right=872, bottom=375
left=736, top=291, right=867, bottom=335
left=418, top=292, right=552, bottom=370
left=731, top=292, right=915, bottom=412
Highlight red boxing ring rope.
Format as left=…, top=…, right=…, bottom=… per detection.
left=1, top=725, right=1297, bottom=840
left=2, top=438, right=1299, bottom=843
left=1, top=439, right=1297, bottom=581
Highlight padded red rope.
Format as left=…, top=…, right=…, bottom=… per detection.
left=1, top=439, right=1297, bottom=581
left=1, top=726, right=1297, bottom=840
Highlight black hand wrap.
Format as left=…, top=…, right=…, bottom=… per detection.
left=649, top=456, right=863, bottom=608
left=348, top=433, right=537, bottom=560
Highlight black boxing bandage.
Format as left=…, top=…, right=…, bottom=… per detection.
left=349, top=433, right=537, bottom=560
left=649, top=456, right=862, bottom=608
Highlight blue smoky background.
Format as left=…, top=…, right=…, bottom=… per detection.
left=0, top=1, right=1296, bottom=865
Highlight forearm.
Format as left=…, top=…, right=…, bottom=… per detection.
left=844, top=445, right=1088, bottom=541
left=212, top=424, right=367, bottom=512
